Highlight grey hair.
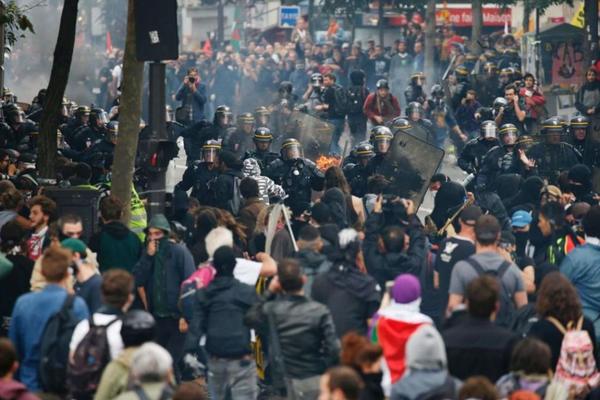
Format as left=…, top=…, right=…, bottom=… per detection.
left=205, top=226, right=233, bottom=259
left=130, top=342, right=173, bottom=383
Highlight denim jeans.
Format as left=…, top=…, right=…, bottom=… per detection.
left=208, top=356, right=258, bottom=400
left=328, top=118, right=345, bottom=156
left=347, top=115, right=367, bottom=148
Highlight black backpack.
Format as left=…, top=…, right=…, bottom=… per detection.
left=465, top=258, right=515, bottom=328
left=227, top=175, right=242, bottom=216
left=67, top=316, right=121, bottom=399
left=38, top=295, right=80, bottom=394
left=332, top=85, right=350, bottom=116
left=346, top=85, right=367, bottom=115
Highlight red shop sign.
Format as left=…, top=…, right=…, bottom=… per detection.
left=435, top=6, right=511, bottom=27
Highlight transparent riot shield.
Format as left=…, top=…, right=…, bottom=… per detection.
left=388, top=130, right=445, bottom=209
left=288, top=111, right=334, bottom=160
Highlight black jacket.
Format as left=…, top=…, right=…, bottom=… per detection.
left=442, top=316, right=518, bottom=382
left=312, top=264, right=381, bottom=337
left=211, top=169, right=244, bottom=215
left=186, top=276, right=259, bottom=358
left=364, top=212, right=425, bottom=288
left=244, top=292, right=340, bottom=379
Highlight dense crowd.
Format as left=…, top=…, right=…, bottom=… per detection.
left=2, top=14, right=600, bottom=400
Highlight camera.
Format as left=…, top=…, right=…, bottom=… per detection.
left=188, top=76, right=196, bottom=84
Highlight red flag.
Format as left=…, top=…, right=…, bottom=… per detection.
left=106, top=31, right=113, bottom=55
left=202, top=39, right=213, bottom=57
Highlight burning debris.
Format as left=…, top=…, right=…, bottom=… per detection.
left=315, top=155, right=341, bottom=171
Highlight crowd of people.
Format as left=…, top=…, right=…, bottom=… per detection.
left=2, top=13, right=600, bottom=400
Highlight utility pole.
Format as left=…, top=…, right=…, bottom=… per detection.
left=217, top=0, right=224, bottom=45
left=0, top=1, right=5, bottom=92
left=146, top=62, right=167, bottom=217
left=378, top=0, right=384, bottom=47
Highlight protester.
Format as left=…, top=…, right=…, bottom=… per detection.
left=0, top=338, right=40, bottom=400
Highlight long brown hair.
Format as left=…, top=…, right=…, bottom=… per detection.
left=213, top=208, right=247, bottom=247
left=536, top=272, right=582, bottom=325
left=324, top=166, right=351, bottom=195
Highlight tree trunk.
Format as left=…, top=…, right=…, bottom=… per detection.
left=111, top=0, right=144, bottom=223
left=586, top=0, right=599, bottom=63
left=470, top=0, right=483, bottom=55
left=37, top=0, right=79, bottom=179
left=424, top=0, right=436, bottom=87
left=522, top=0, right=530, bottom=34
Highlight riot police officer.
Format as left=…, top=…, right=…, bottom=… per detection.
left=175, top=139, right=222, bottom=204
left=254, top=106, right=272, bottom=129
left=406, top=101, right=434, bottom=145
left=477, top=123, right=535, bottom=190
left=182, top=105, right=232, bottom=164
left=224, top=112, right=255, bottom=157
left=2, top=104, right=38, bottom=152
left=404, top=72, right=427, bottom=105
left=366, top=125, right=424, bottom=198
left=527, top=117, right=581, bottom=184
left=243, top=127, right=279, bottom=171
left=264, top=138, right=324, bottom=215
left=344, top=142, right=375, bottom=197
left=458, top=120, right=501, bottom=177
left=569, top=115, right=600, bottom=170
left=62, top=105, right=90, bottom=147
left=72, top=107, right=108, bottom=152
left=451, top=65, right=472, bottom=111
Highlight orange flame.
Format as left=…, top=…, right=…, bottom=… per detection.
left=315, top=155, right=341, bottom=171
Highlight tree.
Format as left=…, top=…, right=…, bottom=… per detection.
left=470, top=0, right=483, bottom=55
left=37, top=0, right=79, bottom=179
left=0, top=0, right=35, bottom=47
left=110, top=0, right=144, bottom=222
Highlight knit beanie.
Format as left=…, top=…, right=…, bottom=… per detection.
left=391, top=274, right=421, bottom=304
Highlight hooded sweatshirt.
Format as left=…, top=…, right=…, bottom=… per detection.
left=242, top=158, right=285, bottom=204
left=93, top=347, right=139, bottom=400
left=89, top=221, right=142, bottom=273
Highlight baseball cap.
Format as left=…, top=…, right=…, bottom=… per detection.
left=511, top=210, right=533, bottom=228
left=475, top=215, right=501, bottom=242
left=61, top=238, right=87, bottom=257
left=459, top=205, right=483, bottom=226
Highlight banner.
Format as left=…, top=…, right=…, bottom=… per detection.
left=435, top=6, right=511, bottom=27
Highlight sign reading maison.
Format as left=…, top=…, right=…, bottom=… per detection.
left=436, top=6, right=511, bottom=27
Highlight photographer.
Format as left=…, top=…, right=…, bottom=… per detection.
left=175, top=67, right=207, bottom=124
left=518, top=73, right=546, bottom=134
left=363, top=194, right=426, bottom=288
left=494, top=84, right=526, bottom=133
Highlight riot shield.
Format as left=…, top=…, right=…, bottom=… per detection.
left=388, top=130, right=445, bottom=209
left=288, top=111, right=334, bottom=160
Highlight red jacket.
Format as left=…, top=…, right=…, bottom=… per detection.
left=519, top=86, right=546, bottom=120
left=363, top=93, right=401, bottom=125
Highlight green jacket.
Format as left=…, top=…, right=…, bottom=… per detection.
left=89, top=221, right=143, bottom=273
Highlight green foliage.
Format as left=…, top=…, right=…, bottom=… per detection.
left=0, top=0, right=36, bottom=47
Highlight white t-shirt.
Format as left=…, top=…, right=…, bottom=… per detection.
left=69, top=313, right=124, bottom=361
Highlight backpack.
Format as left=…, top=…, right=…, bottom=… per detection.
left=346, top=85, right=368, bottom=115
left=332, top=85, right=350, bottom=116
left=228, top=176, right=242, bottom=216
left=548, top=316, right=600, bottom=392
left=38, top=295, right=80, bottom=394
left=465, top=258, right=515, bottom=328
left=415, top=374, right=456, bottom=400
left=67, top=316, right=121, bottom=399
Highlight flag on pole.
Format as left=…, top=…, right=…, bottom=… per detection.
left=106, top=31, right=113, bottom=55
left=202, top=38, right=213, bottom=57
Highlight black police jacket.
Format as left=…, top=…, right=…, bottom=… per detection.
left=458, top=137, right=500, bottom=174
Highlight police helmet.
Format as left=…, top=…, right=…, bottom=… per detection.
left=431, top=84, right=445, bottom=99
left=75, top=105, right=91, bottom=116
left=202, top=139, right=222, bottom=163
left=281, top=138, right=302, bottom=160
left=371, top=126, right=393, bottom=154
left=493, top=97, right=508, bottom=110
left=311, top=73, right=323, bottom=86
left=388, top=117, right=412, bottom=132
left=410, top=72, right=425, bottom=82
left=90, top=108, right=108, bottom=126
left=454, top=65, right=469, bottom=77
left=253, top=127, right=273, bottom=143
left=237, top=112, right=255, bottom=126
left=499, top=123, right=519, bottom=146
left=483, top=49, right=498, bottom=60
left=483, top=61, right=497, bottom=74
left=406, top=101, right=424, bottom=120
left=542, top=117, right=565, bottom=135
left=4, top=104, right=23, bottom=124
left=570, top=115, right=590, bottom=130
left=355, top=142, right=375, bottom=159
left=215, top=105, right=232, bottom=118
left=480, top=120, right=498, bottom=139
left=254, top=106, right=271, bottom=118
left=279, top=81, right=293, bottom=95
left=376, top=79, right=389, bottom=90
left=107, top=121, right=118, bottom=135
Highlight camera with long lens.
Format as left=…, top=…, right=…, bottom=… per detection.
left=188, top=76, right=196, bottom=84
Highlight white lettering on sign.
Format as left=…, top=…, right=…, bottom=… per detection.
left=149, top=31, right=160, bottom=44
